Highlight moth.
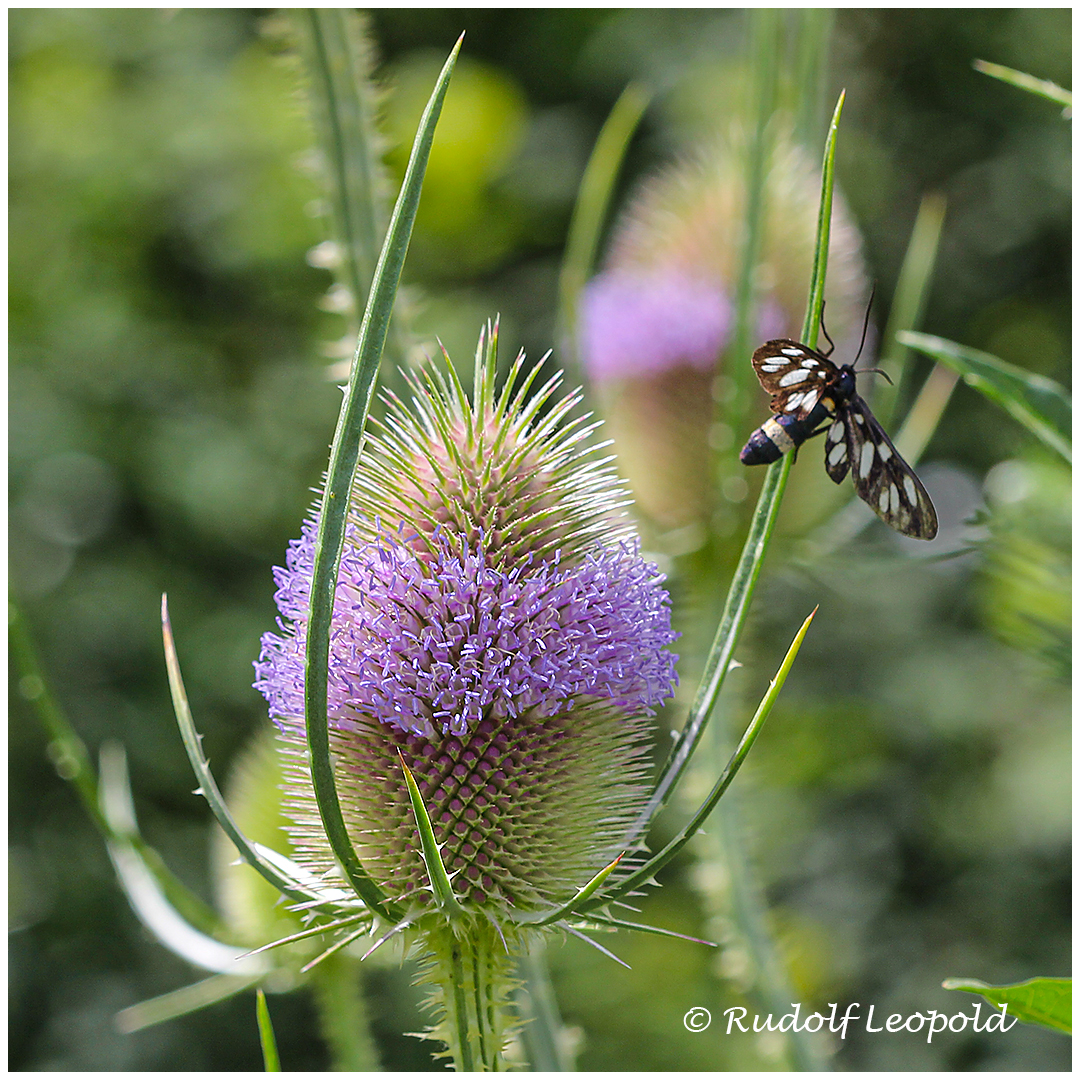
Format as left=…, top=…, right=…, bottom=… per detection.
left=739, top=333, right=938, bottom=540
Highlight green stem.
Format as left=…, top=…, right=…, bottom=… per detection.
left=310, top=954, right=382, bottom=1071
left=426, top=920, right=516, bottom=1071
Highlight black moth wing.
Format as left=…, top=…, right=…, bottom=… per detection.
left=751, top=339, right=840, bottom=421
left=831, top=394, right=939, bottom=540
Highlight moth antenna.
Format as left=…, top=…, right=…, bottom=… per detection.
left=858, top=366, right=894, bottom=386
left=818, top=301, right=836, bottom=357
left=853, top=283, right=877, bottom=365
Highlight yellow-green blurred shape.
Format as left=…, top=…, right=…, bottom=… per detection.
left=382, top=51, right=528, bottom=273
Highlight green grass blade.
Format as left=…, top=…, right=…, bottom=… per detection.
left=791, top=9, right=835, bottom=148
left=728, top=8, right=782, bottom=422
left=877, top=192, right=948, bottom=426
left=256, top=988, right=282, bottom=1071
left=304, top=36, right=462, bottom=920
left=629, top=92, right=845, bottom=839
left=11, top=598, right=109, bottom=835
left=899, top=331, right=1071, bottom=461
left=398, top=752, right=465, bottom=916
left=943, top=976, right=1071, bottom=1035
left=557, top=81, right=651, bottom=362
left=115, top=974, right=261, bottom=1033
left=973, top=60, right=1072, bottom=114
left=589, top=609, right=817, bottom=911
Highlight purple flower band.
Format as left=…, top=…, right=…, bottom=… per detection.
left=254, top=517, right=678, bottom=739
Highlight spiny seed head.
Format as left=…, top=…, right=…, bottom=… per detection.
left=254, top=325, right=678, bottom=914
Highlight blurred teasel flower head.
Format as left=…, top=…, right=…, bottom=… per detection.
left=579, top=126, right=869, bottom=529
left=253, top=324, right=678, bottom=920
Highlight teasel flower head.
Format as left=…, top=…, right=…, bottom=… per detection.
left=579, top=126, right=869, bottom=530
left=253, top=323, right=678, bottom=1061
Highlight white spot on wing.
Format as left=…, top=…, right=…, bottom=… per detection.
left=826, top=420, right=844, bottom=444
left=903, top=475, right=918, bottom=503
left=778, top=369, right=808, bottom=387
left=828, top=442, right=847, bottom=466
left=759, top=363, right=783, bottom=372
left=784, top=392, right=805, bottom=412
left=781, top=347, right=804, bottom=357
left=802, top=358, right=819, bottom=367
left=878, top=442, right=893, bottom=462
left=859, top=440, right=875, bottom=477
left=889, top=484, right=899, bottom=515
left=879, top=488, right=890, bottom=513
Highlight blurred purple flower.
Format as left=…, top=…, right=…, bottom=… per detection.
left=580, top=269, right=733, bottom=382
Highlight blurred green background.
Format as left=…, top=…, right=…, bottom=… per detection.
left=10, top=8, right=1069, bottom=1071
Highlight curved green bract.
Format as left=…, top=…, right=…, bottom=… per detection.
left=303, top=37, right=463, bottom=922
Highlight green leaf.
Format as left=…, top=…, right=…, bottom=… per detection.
left=898, top=331, right=1071, bottom=461
left=630, top=91, right=845, bottom=838
left=590, top=608, right=817, bottom=912
left=304, top=35, right=462, bottom=921
left=514, top=853, right=624, bottom=927
left=973, top=60, right=1072, bottom=115
left=942, top=976, right=1071, bottom=1035
left=115, top=973, right=261, bottom=1034
left=98, top=741, right=270, bottom=975
left=256, top=989, right=282, bottom=1071
left=557, top=81, right=651, bottom=361
left=294, top=10, right=413, bottom=383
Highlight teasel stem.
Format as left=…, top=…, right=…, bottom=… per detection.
left=423, top=920, right=520, bottom=1071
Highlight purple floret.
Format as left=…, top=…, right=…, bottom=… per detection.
left=254, top=518, right=679, bottom=739
left=579, top=268, right=733, bottom=382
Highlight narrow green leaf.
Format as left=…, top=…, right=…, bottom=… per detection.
left=115, top=973, right=261, bottom=1033
left=899, top=331, right=1071, bottom=461
left=13, top=600, right=227, bottom=936
left=11, top=599, right=109, bottom=835
left=398, top=752, right=465, bottom=916
left=575, top=913, right=716, bottom=947
left=304, top=36, right=462, bottom=920
left=256, top=989, right=282, bottom=1071
left=557, top=81, right=652, bottom=361
left=630, top=92, right=845, bottom=839
left=515, top=941, right=574, bottom=1073
left=790, top=9, right=835, bottom=148
left=161, top=596, right=332, bottom=908
left=973, top=60, right=1072, bottom=114
left=728, top=7, right=783, bottom=422
left=594, top=608, right=817, bottom=912
left=943, top=976, right=1071, bottom=1035
left=877, top=192, right=948, bottom=426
